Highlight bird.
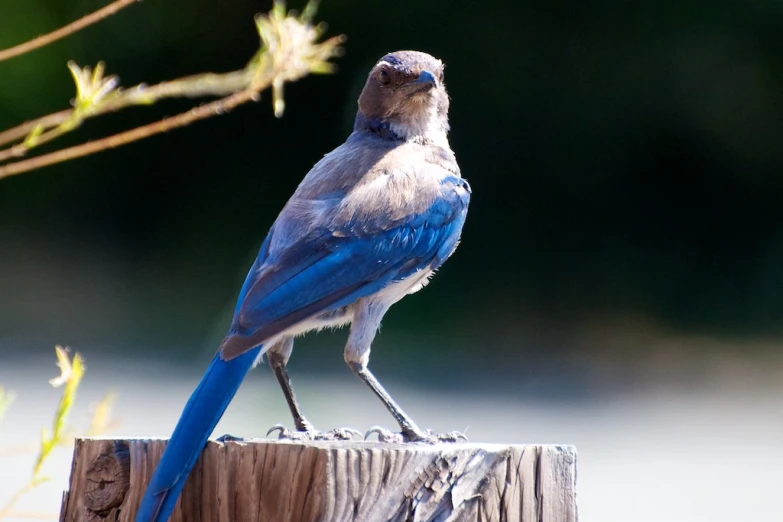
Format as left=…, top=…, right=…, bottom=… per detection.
left=135, top=50, right=471, bottom=522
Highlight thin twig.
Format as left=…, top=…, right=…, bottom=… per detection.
left=0, top=124, right=72, bottom=162
left=0, top=110, right=72, bottom=149
left=0, top=71, right=251, bottom=150
left=0, top=70, right=254, bottom=159
left=0, top=0, right=140, bottom=63
left=0, top=89, right=258, bottom=179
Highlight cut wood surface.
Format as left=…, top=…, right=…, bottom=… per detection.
left=60, top=438, right=578, bottom=522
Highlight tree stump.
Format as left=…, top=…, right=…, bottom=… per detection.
left=59, top=438, right=578, bottom=522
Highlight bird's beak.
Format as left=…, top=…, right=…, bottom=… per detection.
left=405, top=70, right=437, bottom=91
left=414, top=70, right=437, bottom=86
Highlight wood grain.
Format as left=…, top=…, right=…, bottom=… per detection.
left=60, top=438, right=578, bottom=522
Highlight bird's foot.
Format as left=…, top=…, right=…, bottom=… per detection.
left=216, top=433, right=245, bottom=443
left=266, top=423, right=360, bottom=441
left=365, top=426, right=468, bottom=444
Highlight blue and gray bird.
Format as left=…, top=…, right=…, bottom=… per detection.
left=136, top=50, right=471, bottom=521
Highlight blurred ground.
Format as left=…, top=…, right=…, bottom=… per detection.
left=1, top=345, right=781, bottom=522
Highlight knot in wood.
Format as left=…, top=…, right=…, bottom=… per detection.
left=84, top=444, right=130, bottom=513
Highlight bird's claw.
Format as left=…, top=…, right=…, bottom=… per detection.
left=327, top=427, right=362, bottom=440
left=438, top=430, right=469, bottom=443
left=266, top=424, right=290, bottom=438
left=365, top=426, right=468, bottom=444
left=266, top=424, right=360, bottom=441
left=216, top=433, right=245, bottom=443
left=365, top=426, right=404, bottom=443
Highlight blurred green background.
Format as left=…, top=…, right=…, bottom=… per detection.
left=1, top=1, right=782, bottom=521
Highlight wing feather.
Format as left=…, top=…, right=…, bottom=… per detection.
left=219, top=175, right=469, bottom=360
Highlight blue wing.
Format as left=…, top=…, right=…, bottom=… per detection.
left=220, top=176, right=470, bottom=359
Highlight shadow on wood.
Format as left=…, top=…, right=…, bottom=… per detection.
left=59, top=438, right=578, bottom=522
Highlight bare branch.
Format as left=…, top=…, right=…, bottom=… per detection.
left=0, top=110, right=72, bottom=149
left=0, top=89, right=257, bottom=179
left=0, top=0, right=140, bottom=63
left=0, top=71, right=252, bottom=150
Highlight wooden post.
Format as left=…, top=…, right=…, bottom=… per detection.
left=59, top=438, right=577, bottom=522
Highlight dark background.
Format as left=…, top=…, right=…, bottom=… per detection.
left=2, top=0, right=783, bottom=390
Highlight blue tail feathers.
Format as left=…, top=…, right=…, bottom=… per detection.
left=135, top=347, right=262, bottom=522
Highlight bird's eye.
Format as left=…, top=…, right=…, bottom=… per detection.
left=378, top=69, right=391, bottom=86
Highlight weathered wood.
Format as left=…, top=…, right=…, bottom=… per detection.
left=60, top=438, right=578, bottom=522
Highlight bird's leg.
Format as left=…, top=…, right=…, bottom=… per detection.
left=266, top=338, right=358, bottom=441
left=345, top=300, right=466, bottom=444
left=268, top=348, right=314, bottom=432
left=347, top=360, right=428, bottom=441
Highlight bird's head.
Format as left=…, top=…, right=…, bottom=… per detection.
left=355, top=50, right=450, bottom=147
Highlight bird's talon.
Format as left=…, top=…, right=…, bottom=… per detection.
left=309, top=427, right=360, bottom=441
left=364, top=426, right=383, bottom=440
left=267, top=424, right=360, bottom=441
left=439, top=430, right=468, bottom=443
left=267, top=424, right=313, bottom=441
left=325, top=427, right=361, bottom=440
left=216, top=433, right=244, bottom=443
left=366, top=426, right=467, bottom=444
left=365, top=426, right=404, bottom=443
left=266, top=424, right=289, bottom=438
